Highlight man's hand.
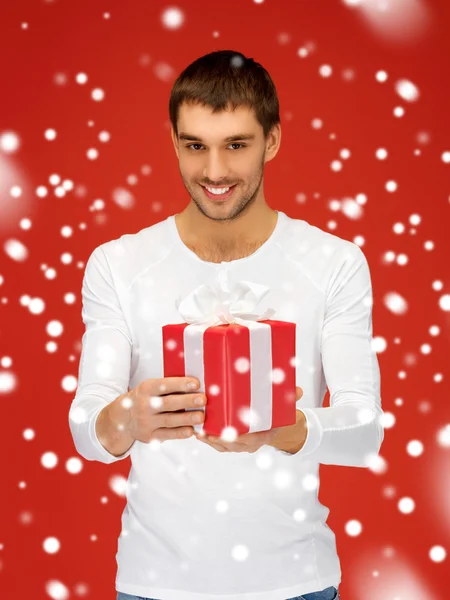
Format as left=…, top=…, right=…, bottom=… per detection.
left=194, top=386, right=307, bottom=454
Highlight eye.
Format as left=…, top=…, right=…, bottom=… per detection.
left=185, top=143, right=246, bottom=151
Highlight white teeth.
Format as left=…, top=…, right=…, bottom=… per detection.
left=206, top=186, right=230, bottom=195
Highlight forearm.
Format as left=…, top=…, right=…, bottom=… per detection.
left=269, top=410, right=308, bottom=454
left=95, top=393, right=135, bottom=458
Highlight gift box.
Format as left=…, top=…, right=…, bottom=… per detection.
left=162, top=270, right=297, bottom=439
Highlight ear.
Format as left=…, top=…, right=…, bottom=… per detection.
left=264, top=123, right=281, bottom=163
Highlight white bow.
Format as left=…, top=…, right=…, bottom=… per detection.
left=175, top=270, right=276, bottom=326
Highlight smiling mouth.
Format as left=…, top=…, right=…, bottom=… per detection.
left=202, top=184, right=236, bottom=189
left=201, top=183, right=237, bottom=201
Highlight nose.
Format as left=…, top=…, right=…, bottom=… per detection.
left=203, top=150, right=230, bottom=185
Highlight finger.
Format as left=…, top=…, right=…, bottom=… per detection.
left=224, top=431, right=270, bottom=445
left=151, top=426, right=195, bottom=441
left=141, top=376, right=201, bottom=397
left=209, top=437, right=258, bottom=453
left=197, top=436, right=228, bottom=452
left=139, top=387, right=207, bottom=416
left=208, top=436, right=249, bottom=450
left=155, top=407, right=205, bottom=431
left=155, top=392, right=206, bottom=413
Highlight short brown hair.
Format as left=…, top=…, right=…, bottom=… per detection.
left=169, top=50, right=281, bottom=140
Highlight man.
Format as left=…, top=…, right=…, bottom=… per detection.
left=69, top=50, right=384, bottom=600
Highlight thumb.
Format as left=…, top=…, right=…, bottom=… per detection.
left=296, top=386, right=303, bottom=400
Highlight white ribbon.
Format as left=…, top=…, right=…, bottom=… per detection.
left=174, top=271, right=277, bottom=436
left=174, top=269, right=276, bottom=326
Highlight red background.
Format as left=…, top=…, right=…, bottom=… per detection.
left=1, top=0, right=449, bottom=598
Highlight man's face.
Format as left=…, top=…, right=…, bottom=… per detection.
left=171, top=102, right=279, bottom=222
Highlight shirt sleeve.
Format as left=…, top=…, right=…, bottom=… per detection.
left=294, top=245, right=385, bottom=466
left=68, top=245, right=135, bottom=464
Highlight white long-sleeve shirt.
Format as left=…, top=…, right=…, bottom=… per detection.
left=69, top=209, right=384, bottom=600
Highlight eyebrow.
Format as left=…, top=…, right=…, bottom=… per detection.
left=178, top=132, right=256, bottom=143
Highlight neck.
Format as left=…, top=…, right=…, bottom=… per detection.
left=176, top=201, right=278, bottom=248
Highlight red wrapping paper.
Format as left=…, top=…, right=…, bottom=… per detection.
left=162, top=319, right=297, bottom=438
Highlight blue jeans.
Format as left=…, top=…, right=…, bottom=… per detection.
left=116, top=585, right=339, bottom=600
